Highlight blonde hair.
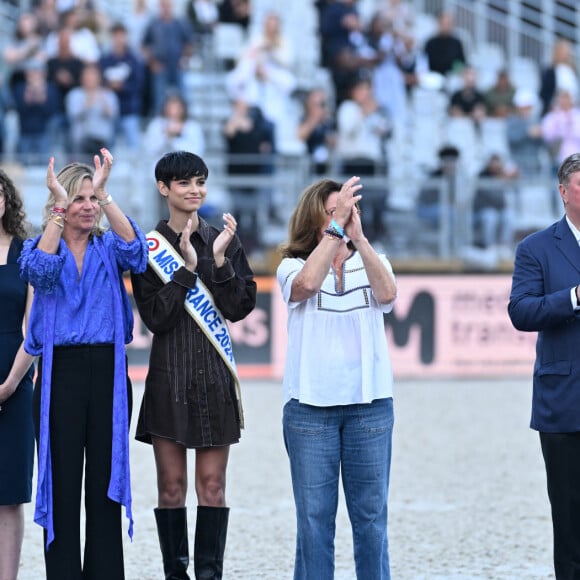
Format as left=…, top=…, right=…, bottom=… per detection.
left=42, top=162, right=105, bottom=235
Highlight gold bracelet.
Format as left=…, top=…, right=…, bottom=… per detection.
left=51, top=214, right=65, bottom=228
left=97, top=193, right=113, bottom=206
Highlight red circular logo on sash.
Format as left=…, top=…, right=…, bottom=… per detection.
left=147, top=237, right=159, bottom=251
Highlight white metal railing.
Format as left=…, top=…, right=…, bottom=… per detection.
left=410, top=0, right=579, bottom=68
left=2, top=149, right=556, bottom=263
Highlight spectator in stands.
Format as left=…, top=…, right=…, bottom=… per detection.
left=75, top=0, right=110, bottom=46
left=126, top=0, right=152, bottom=52
left=46, top=27, right=84, bottom=153
left=417, top=144, right=460, bottom=229
left=141, top=0, right=195, bottom=115
left=484, top=69, right=516, bottom=118
left=65, top=62, right=119, bottom=161
left=144, top=91, right=205, bottom=160
left=367, top=10, right=413, bottom=126
left=336, top=75, right=391, bottom=241
left=100, top=22, right=146, bottom=151
left=33, top=0, right=60, bottom=38
left=541, top=89, right=580, bottom=167
left=378, top=0, right=415, bottom=37
left=541, top=88, right=580, bottom=214
left=143, top=91, right=205, bottom=221
left=314, top=0, right=332, bottom=51
left=218, top=0, right=250, bottom=31
left=320, top=0, right=382, bottom=106
left=187, top=0, right=219, bottom=37
left=398, top=30, right=419, bottom=96
left=449, top=66, right=486, bottom=125
left=506, top=88, right=545, bottom=177
left=13, top=61, right=59, bottom=166
left=246, top=11, right=294, bottom=72
left=2, top=12, right=46, bottom=95
left=223, top=98, right=275, bottom=250
left=297, top=87, right=336, bottom=175
left=225, top=12, right=296, bottom=150
left=423, top=10, right=466, bottom=76
left=0, top=82, right=10, bottom=156
left=539, top=39, right=579, bottom=117
left=186, top=0, right=219, bottom=62
left=473, top=153, right=517, bottom=251
left=223, top=99, right=275, bottom=171
left=319, top=0, right=359, bottom=68
left=336, top=76, right=390, bottom=175
left=45, top=8, right=101, bottom=64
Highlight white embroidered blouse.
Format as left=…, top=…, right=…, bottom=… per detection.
left=276, top=251, right=396, bottom=406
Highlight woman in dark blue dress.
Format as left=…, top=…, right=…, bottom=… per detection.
left=0, top=168, right=35, bottom=580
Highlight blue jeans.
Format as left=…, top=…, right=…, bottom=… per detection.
left=283, top=397, right=394, bottom=580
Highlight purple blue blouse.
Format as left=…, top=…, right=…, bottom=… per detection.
left=19, top=217, right=148, bottom=546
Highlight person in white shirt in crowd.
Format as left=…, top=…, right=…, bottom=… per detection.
left=336, top=75, right=391, bottom=241
left=366, top=10, right=413, bottom=127
left=225, top=11, right=296, bottom=150
left=336, top=75, right=391, bottom=175
left=65, top=62, right=119, bottom=161
left=539, top=39, right=579, bottom=117
left=45, top=7, right=101, bottom=64
left=144, top=91, right=205, bottom=160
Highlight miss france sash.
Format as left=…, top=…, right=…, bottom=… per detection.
left=146, top=230, right=244, bottom=427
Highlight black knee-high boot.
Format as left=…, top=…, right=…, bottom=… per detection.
left=154, top=507, right=190, bottom=580
left=193, top=506, right=229, bottom=579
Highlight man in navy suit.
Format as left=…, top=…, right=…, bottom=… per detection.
left=509, top=152, right=580, bottom=579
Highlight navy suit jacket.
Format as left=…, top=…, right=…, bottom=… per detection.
left=509, top=216, right=580, bottom=432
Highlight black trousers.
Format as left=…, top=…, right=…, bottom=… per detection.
left=540, top=431, right=580, bottom=580
left=33, top=345, right=132, bottom=580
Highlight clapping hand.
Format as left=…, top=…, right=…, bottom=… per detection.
left=344, top=204, right=363, bottom=244
left=93, top=148, right=113, bottom=195
left=180, top=218, right=198, bottom=272
left=46, top=157, right=68, bottom=205
left=334, top=176, right=363, bottom=228
left=213, top=212, right=237, bottom=267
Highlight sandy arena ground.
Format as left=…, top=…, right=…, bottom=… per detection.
left=18, top=378, right=554, bottom=579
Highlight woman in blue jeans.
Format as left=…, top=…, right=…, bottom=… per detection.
left=276, top=176, right=397, bottom=579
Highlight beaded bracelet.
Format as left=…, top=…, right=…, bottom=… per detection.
left=324, top=232, right=341, bottom=241
left=51, top=206, right=66, bottom=215
left=330, top=219, right=345, bottom=237
left=323, top=226, right=344, bottom=239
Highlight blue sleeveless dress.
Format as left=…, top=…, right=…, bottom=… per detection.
left=0, top=237, right=34, bottom=505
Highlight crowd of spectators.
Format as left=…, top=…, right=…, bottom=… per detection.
left=0, top=0, right=577, bottom=262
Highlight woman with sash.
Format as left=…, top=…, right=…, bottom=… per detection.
left=18, top=148, right=148, bottom=580
left=130, top=150, right=256, bottom=579
left=276, top=176, right=397, bottom=579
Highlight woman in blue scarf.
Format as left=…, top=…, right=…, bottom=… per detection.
left=19, top=148, right=148, bottom=580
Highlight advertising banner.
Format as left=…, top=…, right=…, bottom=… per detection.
left=126, top=275, right=537, bottom=381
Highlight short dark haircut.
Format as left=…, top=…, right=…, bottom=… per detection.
left=558, top=152, right=580, bottom=187
left=154, top=151, right=209, bottom=186
left=110, top=22, right=127, bottom=34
